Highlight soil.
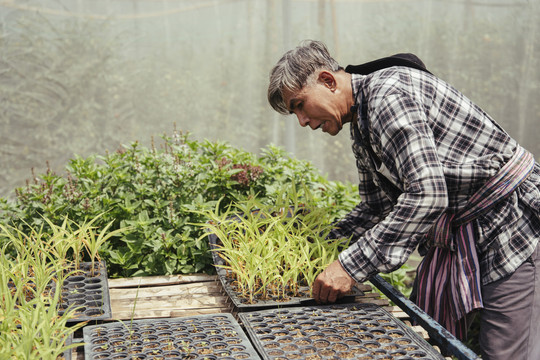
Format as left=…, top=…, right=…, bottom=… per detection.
left=197, top=348, right=213, bottom=355
left=313, top=340, right=330, bottom=348
left=338, top=351, right=356, bottom=358
left=282, top=345, right=298, bottom=351
left=319, top=349, right=335, bottom=356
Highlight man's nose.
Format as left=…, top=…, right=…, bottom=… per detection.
left=297, top=113, right=309, bottom=127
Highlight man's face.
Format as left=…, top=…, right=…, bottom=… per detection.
left=283, top=74, right=345, bottom=136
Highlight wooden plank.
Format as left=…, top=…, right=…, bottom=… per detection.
left=355, top=297, right=390, bottom=306
left=108, top=275, right=231, bottom=321
left=392, top=310, right=410, bottom=319
left=109, top=282, right=223, bottom=300
left=357, top=291, right=381, bottom=299
left=388, top=305, right=410, bottom=320
left=355, top=283, right=374, bottom=292
left=108, top=274, right=217, bottom=288
left=411, top=325, right=429, bottom=339
left=169, top=307, right=231, bottom=318
left=111, top=294, right=229, bottom=310
left=111, top=306, right=232, bottom=320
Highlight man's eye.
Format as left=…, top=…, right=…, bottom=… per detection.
left=289, top=102, right=302, bottom=114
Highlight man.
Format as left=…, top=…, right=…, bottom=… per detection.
left=267, top=40, right=540, bottom=360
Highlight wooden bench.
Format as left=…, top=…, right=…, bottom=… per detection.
left=71, top=274, right=449, bottom=359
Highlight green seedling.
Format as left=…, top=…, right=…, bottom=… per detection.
left=0, top=214, right=129, bottom=359
left=0, top=227, right=86, bottom=359
left=78, top=214, right=132, bottom=276
left=193, top=184, right=352, bottom=304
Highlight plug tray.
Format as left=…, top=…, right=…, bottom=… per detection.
left=83, top=313, right=261, bottom=360
left=239, top=303, right=445, bottom=360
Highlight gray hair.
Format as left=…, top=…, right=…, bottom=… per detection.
left=267, top=40, right=342, bottom=115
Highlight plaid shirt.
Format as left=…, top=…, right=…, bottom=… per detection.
left=335, top=68, right=540, bottom=286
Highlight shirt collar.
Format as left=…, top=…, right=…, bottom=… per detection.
left=350, top=73, right=367, bottom=132
left=351, top=73, right=365, bottom=108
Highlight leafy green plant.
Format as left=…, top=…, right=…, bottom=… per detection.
left=377, top=264, right=415, bottom=300
left=0, top=130, right=360, bottom=278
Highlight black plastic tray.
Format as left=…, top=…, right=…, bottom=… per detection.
left=83, top=313, right=262, bottom=360
left=239, top=303, right=446, bottom=360
left=59, top=261, right=112, bottom=323
left=209, top=233, right=363, bottom=311
left=61, top=334, right=74, bottom=360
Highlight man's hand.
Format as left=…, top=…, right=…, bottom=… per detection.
left=312, top=259, right=356, bottom=303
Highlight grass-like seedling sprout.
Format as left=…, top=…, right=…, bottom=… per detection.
left=0, top=214, right=130, bottom=358
left=0, top=225, right=87, bottom=359
left=194, top=191, right=351, bottom=304
left=78, top=214, right=131, bottom=276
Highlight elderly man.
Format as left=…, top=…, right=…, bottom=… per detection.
left=267, top=40, right=540, bottom=360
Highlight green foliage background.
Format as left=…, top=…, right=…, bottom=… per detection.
left=0, top=132, right=360, bottom=278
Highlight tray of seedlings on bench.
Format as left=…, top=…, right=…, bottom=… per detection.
left=203, top=200, right=361, bottom=311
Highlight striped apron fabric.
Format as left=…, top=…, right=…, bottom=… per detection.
left=414, top=146, right=536, bottom=340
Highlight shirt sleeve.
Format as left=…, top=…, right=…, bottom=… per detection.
left=328, top=167, right=393, bottom=242
left=339, top=87, right=449, bottom=282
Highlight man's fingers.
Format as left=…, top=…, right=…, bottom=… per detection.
left=319, top=285, right=331, bottom=303
left=311, top=259, right=356, bottom=303
left=312, top=277, right=322, bottom=301
left=327, top=289, right=338, bottom=303
left=313, top=273, right=331, bottom=303
left=313, top=274, right=337, bottom=303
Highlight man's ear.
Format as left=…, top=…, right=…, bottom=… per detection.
left=318, top=71, right=337, bottom=91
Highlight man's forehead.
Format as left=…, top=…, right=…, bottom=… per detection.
left=282, top=87, right=297, bottom=101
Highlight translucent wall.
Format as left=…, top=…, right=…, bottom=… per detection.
left=1, top=0, right=538, bottom=198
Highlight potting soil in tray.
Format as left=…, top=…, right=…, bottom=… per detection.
left=238, top=303, right=446, bottom=360
left=59, top=261, right=112, bottom=322
left=83, top=313, right=262, bottom=360
left=208, top=233, right=364, bottom=311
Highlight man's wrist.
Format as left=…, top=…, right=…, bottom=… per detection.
left=338, top=248, right=373, bottom=283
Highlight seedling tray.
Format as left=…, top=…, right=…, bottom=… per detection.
left=59, top=261, right=112, bottom=323
left=83, top=313, right=261, bottom=360
left=61, top=335, right=73, bottom=360
left=208, top=233, right=363, bottom=311
left=239, top=303, right=445, bottom=360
